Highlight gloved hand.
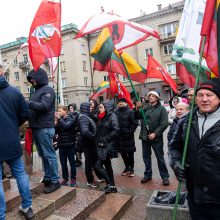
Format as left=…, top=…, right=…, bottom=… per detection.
left=173, top=162, right=189, bottom=182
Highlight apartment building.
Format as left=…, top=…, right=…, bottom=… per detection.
left=0, top=0, right=185, bottom=106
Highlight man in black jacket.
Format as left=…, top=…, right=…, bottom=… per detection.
left=170, top=79, right=220, bottom=219
left=27, top=68, right=60, bottom=194
left=0, top=73, right=34, bottom=219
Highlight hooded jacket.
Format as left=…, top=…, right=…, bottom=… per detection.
left=96, top=100, right=120, bottom=158
left=78, top=102, right=97, bottom=148
left=27, top=68, right=55, bottom=128
left=0, top=76, right=29, bottom=161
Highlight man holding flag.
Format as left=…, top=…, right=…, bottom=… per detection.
left=170, top=79, right=220, bottom=219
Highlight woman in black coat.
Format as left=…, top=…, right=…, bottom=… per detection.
left=115, top=98, right=138, bottom=177
left=95, top=100, right=120, bottom=193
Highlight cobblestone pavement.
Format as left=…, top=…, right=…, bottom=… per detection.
left=33, top=125, right=177, bottom=191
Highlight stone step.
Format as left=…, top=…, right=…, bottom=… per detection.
left=87, top=193, right=132, bottom=220
left=3, top=178, right=11, bottom=191
left=6, top=186, right=76, bottom=220
left=5, top=180, right=43, bottom=212
left=45, top=188, right=106, bottom=220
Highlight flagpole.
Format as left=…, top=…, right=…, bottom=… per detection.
left=119, top=54, right=149, bottom=132
left=56, top=56, right=60, bottom=109
left=3, top=52, right=19, bottom=74
left=172, top=35, right=206, bottom=220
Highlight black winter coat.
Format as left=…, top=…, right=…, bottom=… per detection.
left=27, top=68, right=55, bottom=128
left=96, top=100, right=120, bottom=159
left=55, top=114, right=77, bottom=148
left=170, top=108, right=220, bottom=204
left=78, top=102, right=96, bottom=149
left=0, top=76, right=29, bottom=161
left=115, top=106, right=138, bottom=153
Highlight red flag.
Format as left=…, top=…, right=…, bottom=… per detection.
left=25, top=128, right=33, bottom=156
left=28, top=0, right=61, bottom=71
left=200, top=0, right=219, bottom=77
left=108, top=73, right=133, bottom=108
left=176, top=63, right=195, bottom=88
left=147, top=55, right=178, bottom=93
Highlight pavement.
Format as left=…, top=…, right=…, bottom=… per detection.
left=32, top=125, right=178, bottom=191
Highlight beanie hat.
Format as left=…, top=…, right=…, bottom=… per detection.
left=147, top=91, right=160, bottom=100
left=118, top=98, right=127, bottom=103
left=196, top=79, right=220, bottom=99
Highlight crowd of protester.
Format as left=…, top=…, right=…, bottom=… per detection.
left=1, top=66, right=220, bottom=219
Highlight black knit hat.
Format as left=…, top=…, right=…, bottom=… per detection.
left=118, top=98, right=127, bottom=103
left=196, top=79, right=220, bottom=98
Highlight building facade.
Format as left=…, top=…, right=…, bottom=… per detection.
left=0, top=0, right=186, bottom=106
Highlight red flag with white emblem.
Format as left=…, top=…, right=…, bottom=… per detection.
left=28, top=0, right=61, bottom=70
left=147, top=55, right=178, bottom=93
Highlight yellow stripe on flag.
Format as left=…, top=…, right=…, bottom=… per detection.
left=90, top=28, right=110, bottom=54
left=121, top=52, right=143, bottom=74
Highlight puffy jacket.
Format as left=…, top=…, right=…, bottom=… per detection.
left=27, top=68, right=55, bottom=128
left=55, top=114, right=77, bottom=148
left=170, top=107, right=220, bottom=204
left=0, top=76, right=29, bottom=161
left=96, top=100, right=120, bottom=158
left=115, top=105, right=138, bottom=153
left=78, top=102, right=96, bottom=148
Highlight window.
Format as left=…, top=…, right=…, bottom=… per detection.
left=14, top=72, right=19, bottom=81
left=84, top=77, right=88, bottom=86
left=5, top=73, right=9, bottom=82
left=103, top=75, right=109, bottom=81
left=26, top=85, right=30, bottom=93
left=25, top=70, right=29, bottom=78
left=82, top=61, right=87, bottom=71
left=60, top=61, right=66, bottom=72
left=163, top=44, right=173, bottom=55
left=166, top=63, right=176, bottom=75
left=14, top=57, right=18, bottom=66
left=145, top=48, right=153, bottom=59
left=64, top=98, right=68, bottom=106
left=160, top=22, right=178, bottom=38
left=62, top=78, right=66, bottom=88
left=61, top=44, right=64, bottom=55
left=23, top=54, right=28, bottom=63
left=81, top=44, right=86, bottom=55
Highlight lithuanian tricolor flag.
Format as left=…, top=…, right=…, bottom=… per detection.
left=201, top=0, right=220, bottom=78
left=90, top=81, right=109, bottom=99
left=90, top=28, right=114, bottom=64
left=93, top=50, right=147, bottom=83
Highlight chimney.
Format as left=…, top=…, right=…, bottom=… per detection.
left=157, top=4, right=162, bottom=10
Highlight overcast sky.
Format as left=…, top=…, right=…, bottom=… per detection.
left=0, top=0, right=180, bottom=45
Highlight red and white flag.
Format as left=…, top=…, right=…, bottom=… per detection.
left=28, top=0, right=61, bottom=70
left=75, top=12, right=159, bottom=51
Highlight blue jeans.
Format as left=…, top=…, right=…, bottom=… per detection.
left=0, top=157, right=32, bottom=220
left=142, top=139, right=169, bottom=180
left=32, top=128, right=59, bottom=183
left=59, top=147, right=76, bottom=180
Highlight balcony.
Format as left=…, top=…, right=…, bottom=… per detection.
left=19, top=61, right=30, bottom=70
left=158, top=33, right=176, bottom=44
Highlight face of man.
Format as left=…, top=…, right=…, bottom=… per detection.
left=187, top=89, right=194, bottom=103
left=176, top=103, right=189, bottom=118
left=118, top=101, right=127, bottom=108
left=30, top=78, right=37, bottom=87
left=196, top=89, right=220, bottom=113
left=58, top=108, right=67, bottom=117
left=148, top=94, right=159, bottom=105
